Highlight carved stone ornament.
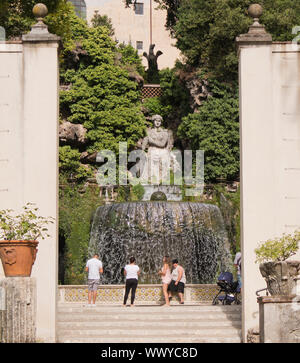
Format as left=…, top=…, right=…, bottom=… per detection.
left=236, top=4, right=272, bottom=45
left=259, top=261, right=300, bottom=296
left=22, top=3, right=60, bottom=42
left=0, top=247, right=17, bottom=266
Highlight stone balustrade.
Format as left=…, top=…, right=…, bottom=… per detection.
left=58, top=284, right=220, bottom=305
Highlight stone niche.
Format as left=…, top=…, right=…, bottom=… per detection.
left=258, top=296, right=300, bottom=343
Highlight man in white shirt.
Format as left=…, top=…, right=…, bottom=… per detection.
left=167, top=259, right=186, bottom=304
left=85, top=254, right=103, bottom=306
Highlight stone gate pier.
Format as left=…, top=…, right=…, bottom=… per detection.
left=0, top=278, right=36, bottom=343
left=0, top=6, right=59, bottom=342
left=237, top=4, right=300, bottom=341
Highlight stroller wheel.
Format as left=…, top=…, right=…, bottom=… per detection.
left=212, top=297, right=219, bottom=305
left=235, top=298, right=241, bottom=305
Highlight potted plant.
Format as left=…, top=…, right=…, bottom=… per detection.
left=0, top=203, right=54, bottom=277
left=255, top=230, right=300, bottom=296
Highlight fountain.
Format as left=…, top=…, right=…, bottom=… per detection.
left=89, top=115, right=232, bottom=284
left=89, top=201, right=231, bottom=284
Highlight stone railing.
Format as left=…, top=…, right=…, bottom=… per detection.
left=58, top=284, right=219, bottom=305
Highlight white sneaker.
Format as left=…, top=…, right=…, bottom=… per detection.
left=91, top=303, right=96, bottom=307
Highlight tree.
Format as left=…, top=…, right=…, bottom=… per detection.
left=91, top=10, right=114, bottom=36
left=0, top=0, right=73, bottom=41
left=151, top=0, right=300, bottom=81
left=177, top=78, right=240, bottom=182
left=59, top=13, right=146, bottom=180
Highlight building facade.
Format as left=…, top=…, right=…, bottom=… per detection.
left=69, top=0, right=181, bottom=69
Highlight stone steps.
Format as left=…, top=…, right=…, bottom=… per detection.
left=59, top=336, right=242, bottom=343
left=57, top=304, right=242, bottom=343
left=58, top=304, right=241, bottom=314
left=58, top=320, right=242, bottom=328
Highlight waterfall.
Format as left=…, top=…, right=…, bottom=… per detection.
left=89, top=202, right=232, bottom=284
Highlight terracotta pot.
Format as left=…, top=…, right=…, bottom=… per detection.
left=259, top=261, right=300, bottom=296
left=0, top=240, right=38, bottom=277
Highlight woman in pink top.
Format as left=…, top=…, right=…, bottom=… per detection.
left=158, top=256, right=172, bottom=306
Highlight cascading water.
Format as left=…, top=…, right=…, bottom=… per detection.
left=88, top=201, right=232, bottom=284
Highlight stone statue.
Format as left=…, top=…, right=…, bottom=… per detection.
left=143, top=44, right=162, bottom=83
left=140, top=115, right=176, bottom=185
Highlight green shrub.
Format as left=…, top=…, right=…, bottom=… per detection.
left=178, top=79, right=239, bottom=183
left=59, top=145, right=92, bottom=181
left=255, top=231, right=300, bottom=264
left=142, top=97, right=171, bottom=119
left=59, top=14, right=146, bottom=180
left=131, top=184, right=145, bottom=201
left=59, top=182, right=103, bottom=284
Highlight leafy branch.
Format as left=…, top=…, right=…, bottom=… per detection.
left=255, top=230, right=300, bottom=264
left=0, top=203, right=55, bottom=241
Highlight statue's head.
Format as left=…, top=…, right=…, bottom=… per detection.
left=152, top=114, right=163, bottom=128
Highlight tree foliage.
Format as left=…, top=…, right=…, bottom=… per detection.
left=59, top=183, right=103, bottom=284
left=91, top=10, right=114, bottom=36
left=153, top=0, right=300, bottom=80
left=255, top=230, right=300, bottom=263
left=59, top=11, right=146, bottom=180
left=0, top=0, right=74, bottom=41
left=178, top=78, right=240, bottom=182
left=59, top=145, right=92, bottom=181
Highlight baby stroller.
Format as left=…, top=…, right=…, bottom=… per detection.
left=212, top=272, right=241, bottom=305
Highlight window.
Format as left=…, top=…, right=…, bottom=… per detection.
left=135, top=3, right=144, bottom=15
left=136, top=41, right=143, bottom=50
left=69, top=0, right=87, bottom=19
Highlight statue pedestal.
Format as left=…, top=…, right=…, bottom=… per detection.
left=258, top=296, right=300, bottom=343
left=0, top=278, right=36, bottom=342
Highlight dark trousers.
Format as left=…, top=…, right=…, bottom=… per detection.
left=123, top=278, right=138, bottom=305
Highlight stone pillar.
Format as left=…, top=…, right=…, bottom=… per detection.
left=21, top=5, right=60, bottom=342
left=236, top=4, right=273, bottom=342
left=258, top=296, right=300, bottom=343
left=0, top=278, right=36, bottom=343
left=0, top=4, right=59, bottom=341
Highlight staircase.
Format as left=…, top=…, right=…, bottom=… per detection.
left=57, top=304, right=242, bottom=343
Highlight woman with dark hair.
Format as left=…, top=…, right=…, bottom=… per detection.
left=123, top=257, right=140, bottom=307
left=158, top=256, right=172, bottom=306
